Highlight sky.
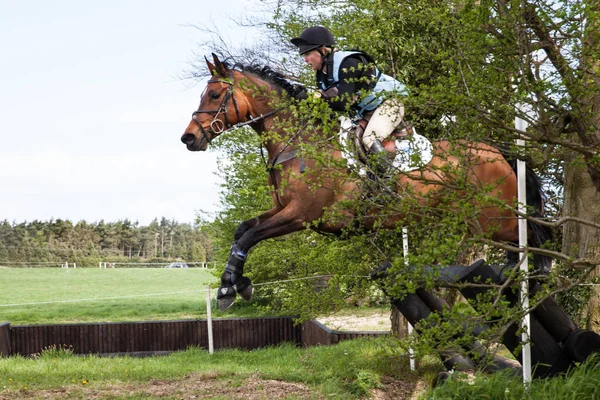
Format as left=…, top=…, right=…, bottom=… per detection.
left=0, top=0, right=260, bottom=226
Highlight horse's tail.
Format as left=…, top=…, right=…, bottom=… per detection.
left=499, top=147, right=553, bottom=273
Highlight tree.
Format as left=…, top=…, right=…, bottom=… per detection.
left=182, top=3, right=600, bottom=362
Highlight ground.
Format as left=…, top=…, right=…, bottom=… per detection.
left=2, top=312, right=429, bottom=399
left=1, top=372, right=428, bottom=399
left=317, top=310, right=392, bottom=332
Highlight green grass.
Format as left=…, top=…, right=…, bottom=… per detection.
left=0, top=337, right=430, bottom=399
left=0, top=268, right=276, bottom=325
left=423, top=356, right=600, bottom=399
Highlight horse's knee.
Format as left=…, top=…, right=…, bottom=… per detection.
left=234, top=217, right=259, bottom=241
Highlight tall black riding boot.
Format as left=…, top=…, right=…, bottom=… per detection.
left=369, top=139, right=393, bottom=177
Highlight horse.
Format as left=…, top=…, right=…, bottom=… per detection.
left=181, top=54, right=550, bottom=311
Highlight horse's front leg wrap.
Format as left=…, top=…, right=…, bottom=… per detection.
left=217, top=244, right=254, bottom=311
left=222, top=246, right=246, bottom=286
left=224, top=253, right=252, bottom=295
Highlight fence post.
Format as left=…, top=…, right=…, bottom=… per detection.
left=516, top=111, right=532, bottom=384
left=0, top=322, right=11, bottom=357
left=206, top=285, right=214, bottom=354
left=402, top=227, right=416, bottom=371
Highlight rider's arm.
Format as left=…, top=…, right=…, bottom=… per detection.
left=321, top=56, right=368, bottom=111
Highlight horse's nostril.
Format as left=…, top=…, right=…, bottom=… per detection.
left=181, top=133, right=196, bottom=145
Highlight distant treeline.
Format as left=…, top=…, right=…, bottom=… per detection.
left=0, top=218, right=213, bottom=267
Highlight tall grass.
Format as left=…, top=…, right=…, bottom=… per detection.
left=0, top=268, right=273, bottom=325
left=423, top=355, right=600, bottom=400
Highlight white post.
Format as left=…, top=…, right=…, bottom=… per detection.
left=99, top=262, right=102, bottom=268
left=402, top=227, right=416, bottom=371
left=206, top=285, right=214, bottom=354
left=516, top=111, right=532, bottom=384
left=73, top=263, right=76, bottom=269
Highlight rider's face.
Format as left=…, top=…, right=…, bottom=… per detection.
left=303, top=50, right=323, bottom=71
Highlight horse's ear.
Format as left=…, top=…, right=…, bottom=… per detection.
left=212, top=53, right=229, bottom=77
left=205, top=56, right=217, bottom=76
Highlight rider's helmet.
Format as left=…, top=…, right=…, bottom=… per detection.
left=291, top=26, right=335, bottom=55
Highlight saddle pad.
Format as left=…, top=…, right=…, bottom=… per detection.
left=392, top=131, right=433, bottom=172
left=338, top=117, right=434, bottom=174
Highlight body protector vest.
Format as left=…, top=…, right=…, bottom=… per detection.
left=318, top=51, right=407, bottom=118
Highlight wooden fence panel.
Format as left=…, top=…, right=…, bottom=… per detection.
left=334, top=331, right=388, bottom=343
left=301, top=320, right=333, bottom=347
left=0, top=322, right=10, bottom=357
left=3, top=317, right=384, bottom=357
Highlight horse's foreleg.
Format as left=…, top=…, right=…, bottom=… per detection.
left=217, top=206, right=307, bottom=311
left=233, top=208, right=280, bottom=241
left=221, top=208, right=281, bottom=303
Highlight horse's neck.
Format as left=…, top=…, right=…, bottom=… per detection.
left=258, top=117, right=294, bottom=159
left=259, top=116, right=336, bottom=163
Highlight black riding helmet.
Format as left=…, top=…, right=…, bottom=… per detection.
left=291, top=26, right=335, bottom=55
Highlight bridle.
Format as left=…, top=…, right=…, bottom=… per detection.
left=191, top=77, right=280, bottom=145
left=190, top=72, right=307, bottom=209
left=191, top=78, right=240, bottom=145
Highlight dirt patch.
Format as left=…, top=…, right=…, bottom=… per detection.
left=0, top=373, right=321, bottom=399
left=317, top=310, right=391, bottom=331
left=371, top=376, right=429, bottom=400
left=1, top=374, right=430, bottom=400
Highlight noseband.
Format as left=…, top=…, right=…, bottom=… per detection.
left=191, top=79, right=242, bottom=144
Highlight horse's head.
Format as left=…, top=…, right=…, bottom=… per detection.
left=181, top=53, right=252, bottom=151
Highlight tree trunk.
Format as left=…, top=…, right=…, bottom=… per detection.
left=562, top=1, right=600, bottom=332
left=563, top=153, right=600, bottom=332
left=391, top=306, right=409, bottom=338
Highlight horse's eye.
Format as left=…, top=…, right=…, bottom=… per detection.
left=209, top=91, right=221, bottom=100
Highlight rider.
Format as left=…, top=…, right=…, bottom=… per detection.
left=291, top=25, right=408, bottom=177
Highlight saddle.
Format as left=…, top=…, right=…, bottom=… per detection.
left=338, top=116, right=433, bottom=174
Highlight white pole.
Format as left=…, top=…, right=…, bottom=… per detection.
left=206, top=285, right=214, bottom=354
left=402, top=227, right=416, bottom=371
left=516, top=111, right=532, bottom=384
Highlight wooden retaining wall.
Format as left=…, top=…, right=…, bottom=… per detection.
left=1, top=317, right=388, bottom=357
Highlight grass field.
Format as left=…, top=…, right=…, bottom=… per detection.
left=3, top=268, right=600, bottom=399
left=0, top=338, right=432, bottom=399
left=0, top=267, right=257, bottom=325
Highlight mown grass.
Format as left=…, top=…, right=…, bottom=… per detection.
left=3, top=268, right=600, bottom=399
left=0, top=268, right=277, bottom=325
left=0, top=337, right=432, bottom=399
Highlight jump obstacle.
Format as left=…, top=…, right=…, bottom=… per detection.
left=373, top=259, right=600, bottom=379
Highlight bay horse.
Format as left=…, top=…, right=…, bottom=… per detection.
left=181, top=54, right=550, bottom=311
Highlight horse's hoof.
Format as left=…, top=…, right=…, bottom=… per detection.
left=432, top=371, right=452, bottom=387
left=238, top=284, right=254, bottom=301
left=218, top=296, right=236, bottom=311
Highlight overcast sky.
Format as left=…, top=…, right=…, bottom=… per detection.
left=0, top=0, right=259, bottom=226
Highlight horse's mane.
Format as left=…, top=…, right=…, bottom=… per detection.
left=224, top=60, right=307, bottom=99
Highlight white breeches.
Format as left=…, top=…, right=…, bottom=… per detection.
left=362, top=99, right=405, bottom=149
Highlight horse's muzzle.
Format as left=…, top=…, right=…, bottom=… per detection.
left=181, top=133, right=206, bottom=151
